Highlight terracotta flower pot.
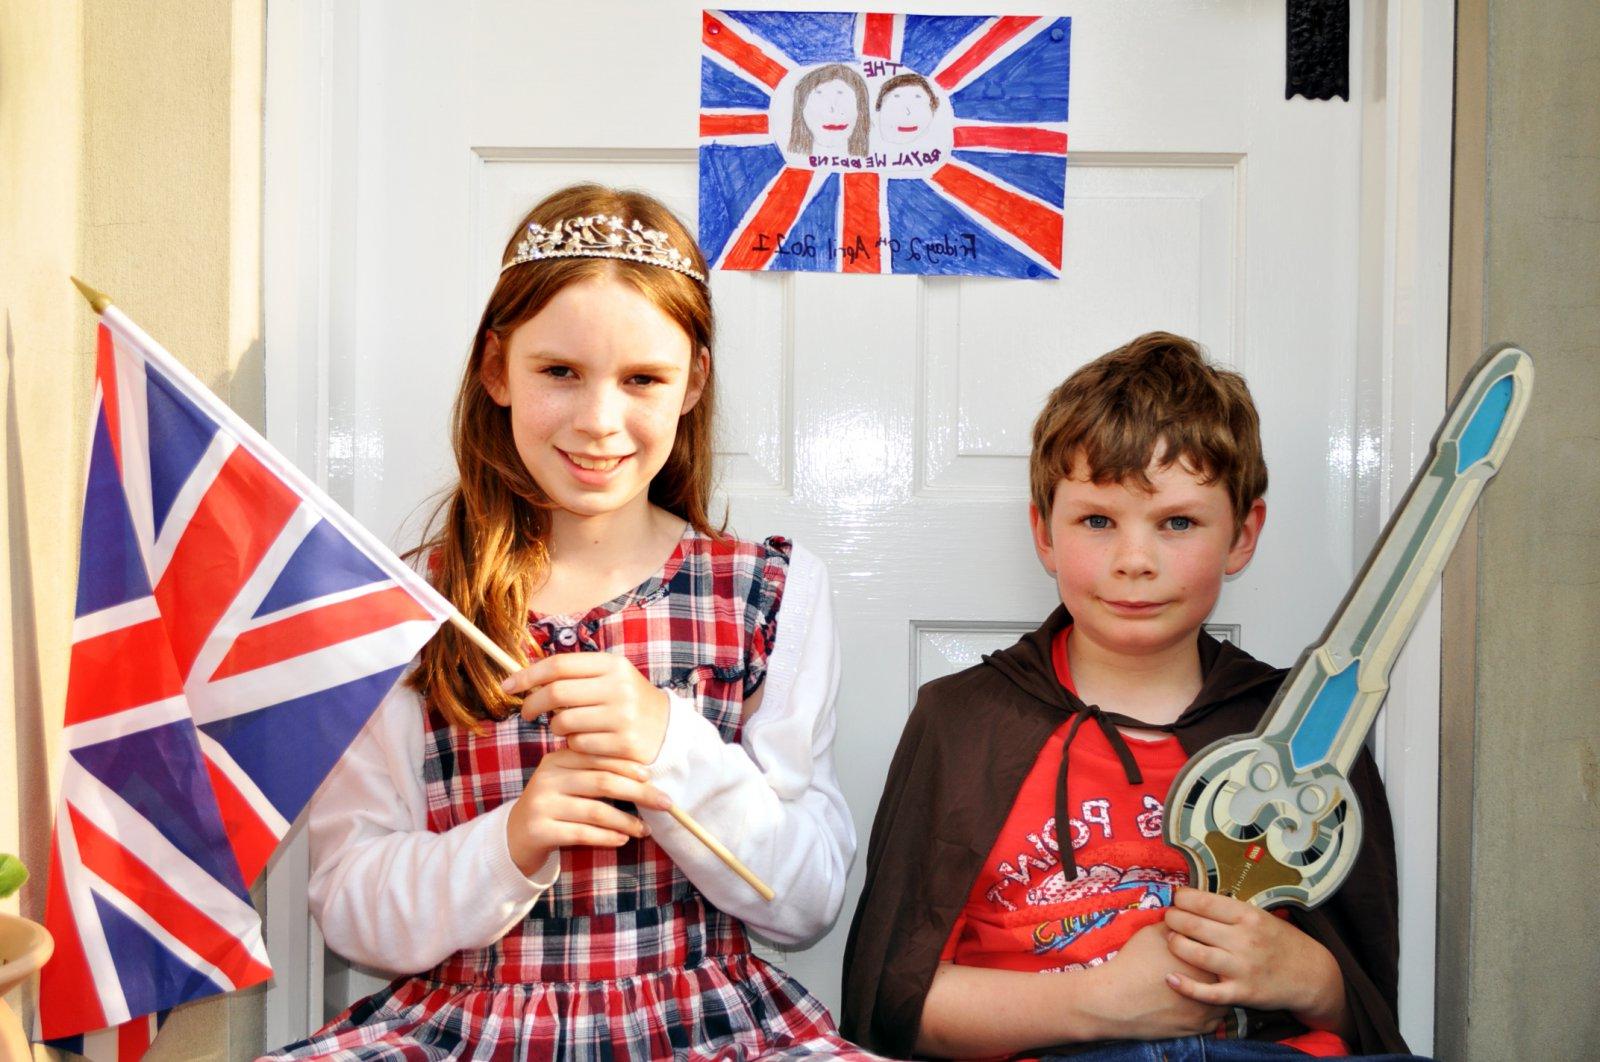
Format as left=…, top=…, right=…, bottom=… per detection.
left=0, top=914, right=53, bottom=1062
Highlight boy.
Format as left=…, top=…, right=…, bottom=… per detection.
left=840, top=333, right=1411, bottom=1059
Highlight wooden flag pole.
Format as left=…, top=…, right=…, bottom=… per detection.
left=443, top=606, right=524, bottom=674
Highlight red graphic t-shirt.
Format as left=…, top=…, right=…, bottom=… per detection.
left=939, top=628, right=1350, bottom=1057
left=940, top=628, right=1189, bottom=972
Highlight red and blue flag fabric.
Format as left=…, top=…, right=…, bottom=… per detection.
left=700, top=10, right=1071, bottom=278
left=38, top=302, right=453, bottom=1059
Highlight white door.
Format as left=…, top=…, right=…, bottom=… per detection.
left=264, top=0, right=1450, bottom=1052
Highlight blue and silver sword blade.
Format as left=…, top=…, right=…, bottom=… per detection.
left=1166, top=345, right=1533, bottom=908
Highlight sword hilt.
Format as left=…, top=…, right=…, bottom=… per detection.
left=1167, top=736, right=1361, bottom=908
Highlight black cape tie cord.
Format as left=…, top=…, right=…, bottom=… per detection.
left=1052, top=704, right=1150, bottom=881
left=1287, top=0, right=1350, bottom=101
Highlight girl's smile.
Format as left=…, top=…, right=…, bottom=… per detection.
left=559, top=448, right=630, bottom=478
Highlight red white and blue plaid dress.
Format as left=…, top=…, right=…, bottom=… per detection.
left=269, top=532, right=872, bottom=1060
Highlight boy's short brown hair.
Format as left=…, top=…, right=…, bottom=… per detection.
left=1029, top=331, right=1268, bottom=530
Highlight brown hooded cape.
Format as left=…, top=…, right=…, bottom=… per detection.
left=839, top=607, right=1407, bottom=1058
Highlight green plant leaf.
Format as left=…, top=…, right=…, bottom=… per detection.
left=0, top=854, right=28, bottom=899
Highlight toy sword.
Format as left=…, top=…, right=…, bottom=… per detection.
left=1165, top=346, right=1533, bottom=909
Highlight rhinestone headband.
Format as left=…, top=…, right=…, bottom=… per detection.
left=500, top=214, right=707, bottom=283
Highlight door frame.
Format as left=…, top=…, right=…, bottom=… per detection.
left=259, top=2, right=1454, bottom=1053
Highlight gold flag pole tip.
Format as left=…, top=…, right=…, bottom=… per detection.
left=71, top=276, right=112, bottom=314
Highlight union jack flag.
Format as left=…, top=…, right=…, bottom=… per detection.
left=38, top=299, right=453, bottom=1059
left=700, top=10, right=1070, bottom=278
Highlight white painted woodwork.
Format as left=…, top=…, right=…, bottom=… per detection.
left=264, top=1, right=1453, bottom=1052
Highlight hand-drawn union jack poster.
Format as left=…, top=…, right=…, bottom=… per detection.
left=699, top=10, right=1071, bottom=279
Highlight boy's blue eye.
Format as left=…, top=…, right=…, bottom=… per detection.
left=1083, top=514, right=1110, bottom=530
left=1166, top=516, right=1194, bottom=531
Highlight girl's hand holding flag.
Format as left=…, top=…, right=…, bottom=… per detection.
left=503, top=651, right=671, bottom=763
left=499, top=650, right=776, bottom=900
left=500, top=651, right=677, bottom=877
left=504, top=747, right=672, bottom=876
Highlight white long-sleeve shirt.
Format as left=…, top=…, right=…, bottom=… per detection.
left=304, top=542, right=855, bottom=976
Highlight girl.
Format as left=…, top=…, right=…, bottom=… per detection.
left=268, top=185, right=869, bottom=1059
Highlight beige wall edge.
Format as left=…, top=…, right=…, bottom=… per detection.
left=1435, top=0, right=1486, bottom=1055
left=1441, top=0, right=1600, bottom=1058
left=2, top=1, right=266, bottom=1057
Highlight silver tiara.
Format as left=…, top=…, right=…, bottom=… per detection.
left=501, top=214, right=707, bottom=283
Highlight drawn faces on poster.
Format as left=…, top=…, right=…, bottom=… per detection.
left=875, top=73, right=939, bottom=145
left=788, top=64, right=870, bottom=156
left=775, top=63, right=953, bottom=176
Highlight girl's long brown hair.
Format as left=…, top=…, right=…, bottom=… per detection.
left=409, top=185, right=719, bottom=728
